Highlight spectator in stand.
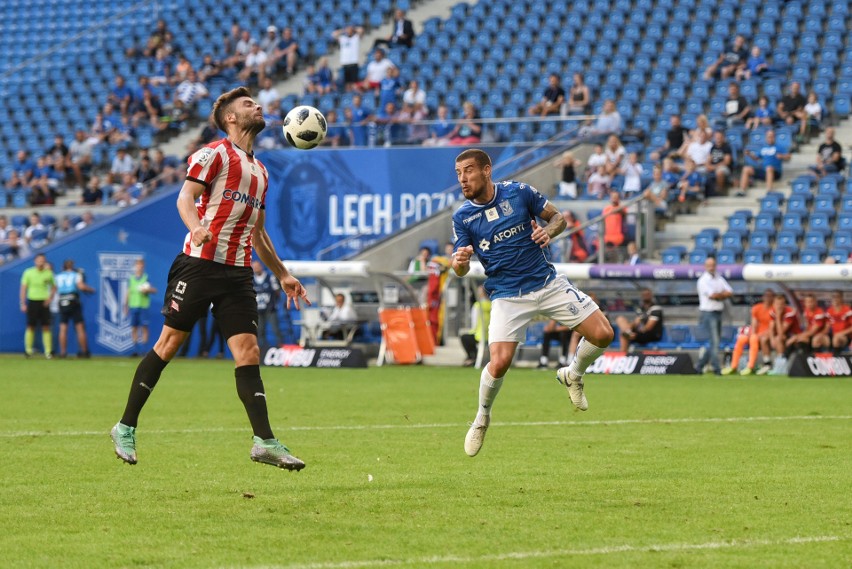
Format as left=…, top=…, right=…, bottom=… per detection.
left=724, top=82, right=751, bottom=129
left=198, top=54, right=223, bottom=82
left=527, top=73, right=565, bottom=117
left=359, top=48, right=395, bottom=94
left=68, top=130, right=95, bottom=187
left=79, top=175, right=104, bottom=205
left=238, top=42, right=269, bottom=84
left=132, top=83, right=166, bottom=131
left=407, top=246, right=432, bottom=275
left=586, top=143, right=607, bottom=177
left=373, top=101, right=399, bottom=146
left=776, top=82, right=807, bottom=132
left=745, top=96, right=774, bottom=130
left=23, top=212, right=47, bottom=247
left=108, top=75, right=134, bottom=115
left=53, top=216, right=75, bottom=240
left=322, top=110, right=349, bottom=147
left=45, top=135, right=72, bottom=186
left=723, top=289, right=776, bottom=376
left=101, top=103, right=131, bottom=146
left=257, top=77, right=280, bottom=113
left=173, top=70, right=209, bottom=122
left=448, top=101, right=482, bottom=145
left=810, top=127, right=846, bottom=177
left=626, top=241, right=642, bottom=265
left=10, top=150, right=36, bottom=189
left=786, top=293, right=827, bottom=356
left=149, top=47, right=173, bottom=86
left=803, top=92, right=823, bottom=137
left=650, top=115, right=689, bottom=161
left=75, top=211, right=95, bottom=231
left=5, top=229, right=30, bottom=260
left=422, top=104, right=454, bottom=146
left=737, top=130, right=790, bottom=194
left=153, top=149, right=180, bottom=184
left=332, top=25, right=364, bottom=91
left=136, top=155, right=159, bottom=185
left=603, top=134, right=626, bottom=176
left=373, top=8, right=415, bottom=50
left=29, top=158, right=58, bottom=206
left=0, top=215, right=8, bottom=241
left=110, top=147, right=136, bottom=178
left=226, top=29, right=254, bottom=71
left=581, top=99, right=623, bottom=137
left=222, top=23, right=241, bottom=61
left=554, top=150, right=580, bottom=198
left=694, top=257, right=733, bottom=375
left=403, top=80, right=427, bottom=111
left=171, top=54, right=193, bottom=86
left=111, top=173, right=142, bottom=207
left=403, top=101, right=430, bottom=144
left=703, top=34, right=747, bottom=80
left=644, top=164, right=670, bottom=217
left=738, top=45, right=769, bottom=80
left=686, top=129, right=713, bottom=174
left=566, top=72, right=590, bottom=115
left=560, top=210, right=589, bottom=263
left=619, top=152, right=643, bottom=198
left=139, top=19, right=169, bottom=58
left=614, top=288, right=664, bottom=352
left=194, top=116, right=221, bottom=148
left=689, top=114, right=714, bottom=142
left=706, top=130, right=733, bottom=196
left=586, top=165, right=612, bottom=199
left=314, top=57, right=335, bottom=94
left=347, top=93, right=372, bottom=146
left=816, top=291, right=852, bottom=355
left=675, top=157, right=704, bottom=204
left=378, top=65, right=402, bottom=110
left=259, top=25, right=280, bottom=64
left=274, top=27, right=300, bottom=76
left=600, top=191, right=626, bottom=248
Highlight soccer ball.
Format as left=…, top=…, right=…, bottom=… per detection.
left=282, top=105, right=327, bottom=149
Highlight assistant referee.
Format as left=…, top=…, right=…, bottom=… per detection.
left=19, top=252, right=56, bottom=358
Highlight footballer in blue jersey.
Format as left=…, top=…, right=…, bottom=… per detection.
left=55, top=259, right=95, bottom=358
left=450, top=149, right=614, bottom=457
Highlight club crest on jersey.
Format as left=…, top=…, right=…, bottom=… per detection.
left=499, top=200, right=513, bottom=216
left=478, top=239, right=490, bottom=251
left=485, top=207, right=499, bottom=222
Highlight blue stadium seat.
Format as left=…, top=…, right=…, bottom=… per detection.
left=832, top=232, right=852, bottom=250
left=661, top=246, right=686, bottom=264
left=754, top=213, right=777, bottom=232
left=828, top=248, right=851, bottom=263
left=743, top=248, right=767, bottom=263
left=800, top=249, right=823, bottom=264
left=689, top=249, right=711, bottom=264
left=749, top=231, right=772, bottom=250
left=809, top=213, right=832, bottom=235
left=716, top=249, right=738, bottom=264
left=772, top=249, right=794, bottom=264
left=775, top=230, right=799, bottom=250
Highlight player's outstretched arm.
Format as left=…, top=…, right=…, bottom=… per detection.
left=253, top=210, right=310, bottom=310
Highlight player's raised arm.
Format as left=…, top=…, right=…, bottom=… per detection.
left=452, top=245, right=475, bottom=277
left=252, top=209, right=310, bottom=310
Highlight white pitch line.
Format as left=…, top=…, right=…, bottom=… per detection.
left=0, top=415, right=850, bottom=439
left=232, top=535, right=848, bottom=569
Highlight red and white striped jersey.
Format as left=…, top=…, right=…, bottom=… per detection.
left=184, top=139, right=269, bottom=266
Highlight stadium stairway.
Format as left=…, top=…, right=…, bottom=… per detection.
left=652, top=114, right=852, bottom=259
left=158, top=0, right=458, bottom=158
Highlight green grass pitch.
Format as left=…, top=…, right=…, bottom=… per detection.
left=1, top=356, right=850, bottom=568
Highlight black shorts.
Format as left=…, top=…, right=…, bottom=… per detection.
left=161, top=253, right=258, bottom=339
left=342, top=63, right=359, bottom=84
left=26, top=300, right=52, bottom=327
left=59, top=298, right=84, bottom=325
left=633, top=331, right=662, bottom=345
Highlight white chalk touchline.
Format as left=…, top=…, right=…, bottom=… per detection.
left=1, top=415, right=850, bottom=438
left=231, top=535, right=848, bottom=569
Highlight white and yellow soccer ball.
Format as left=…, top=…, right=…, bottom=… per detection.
left=282, top=105, right=327, bottom=149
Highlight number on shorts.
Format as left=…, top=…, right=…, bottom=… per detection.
left=564, top=283, right=587, bottom=303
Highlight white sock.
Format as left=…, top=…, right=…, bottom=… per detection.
left=568, top=338, right=606, bottom=377
left=476, top=365, right=503, bottom=423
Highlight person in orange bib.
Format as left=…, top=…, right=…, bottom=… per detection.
left=722, top=289, right=775, bottom=376
left=815, top=290, right=852, bottom=355
left=764, top=295, right=801, bottom=375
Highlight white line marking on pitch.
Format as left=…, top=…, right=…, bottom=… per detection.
left=231, top=535, right=848, bottom=569
left=0, top=415, right=850, bottom=438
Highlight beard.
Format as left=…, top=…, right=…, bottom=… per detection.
left=238, top=113, right=266, bottom=136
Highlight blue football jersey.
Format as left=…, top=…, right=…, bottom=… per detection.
left=452, top=180, right=556, bottom=299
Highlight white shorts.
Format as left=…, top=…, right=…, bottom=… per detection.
left=488, top=275, right=600, bottom=343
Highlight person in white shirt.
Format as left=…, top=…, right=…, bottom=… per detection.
left=619, top=152, right=644, bottom=195
left=686, top=129, right=713, bottom=173
left=110, top=147, right=135, bottom=177
left=332, top=25, right=364, bottom=91
left=173, top=70, right=209, bottom=121
left=360, top=48, right=395, bottom=93
left=695, top=257, right=733, bottom=374
left=257, top=77, right=280, bottom=112
left=402, top=80, right=427, bottom=110
left=586, top=143, right=607, bottom=176
left=322, top=293, right=359, bottom=339
left=239, top=43, right=269, bottom=83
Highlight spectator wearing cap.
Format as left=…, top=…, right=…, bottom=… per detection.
left=260, top=25, right=279, bottom=61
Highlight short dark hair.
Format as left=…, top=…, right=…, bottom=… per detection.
left=212, top=86, right=252, bottom=132
left=455, top=149, right=491, bottom=168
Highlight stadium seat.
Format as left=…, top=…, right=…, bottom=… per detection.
left=716, top=249, right=739, bottom=264
left=743, top=248, right=767, bottom=263
left=800, top=249, right=823, bottom=264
